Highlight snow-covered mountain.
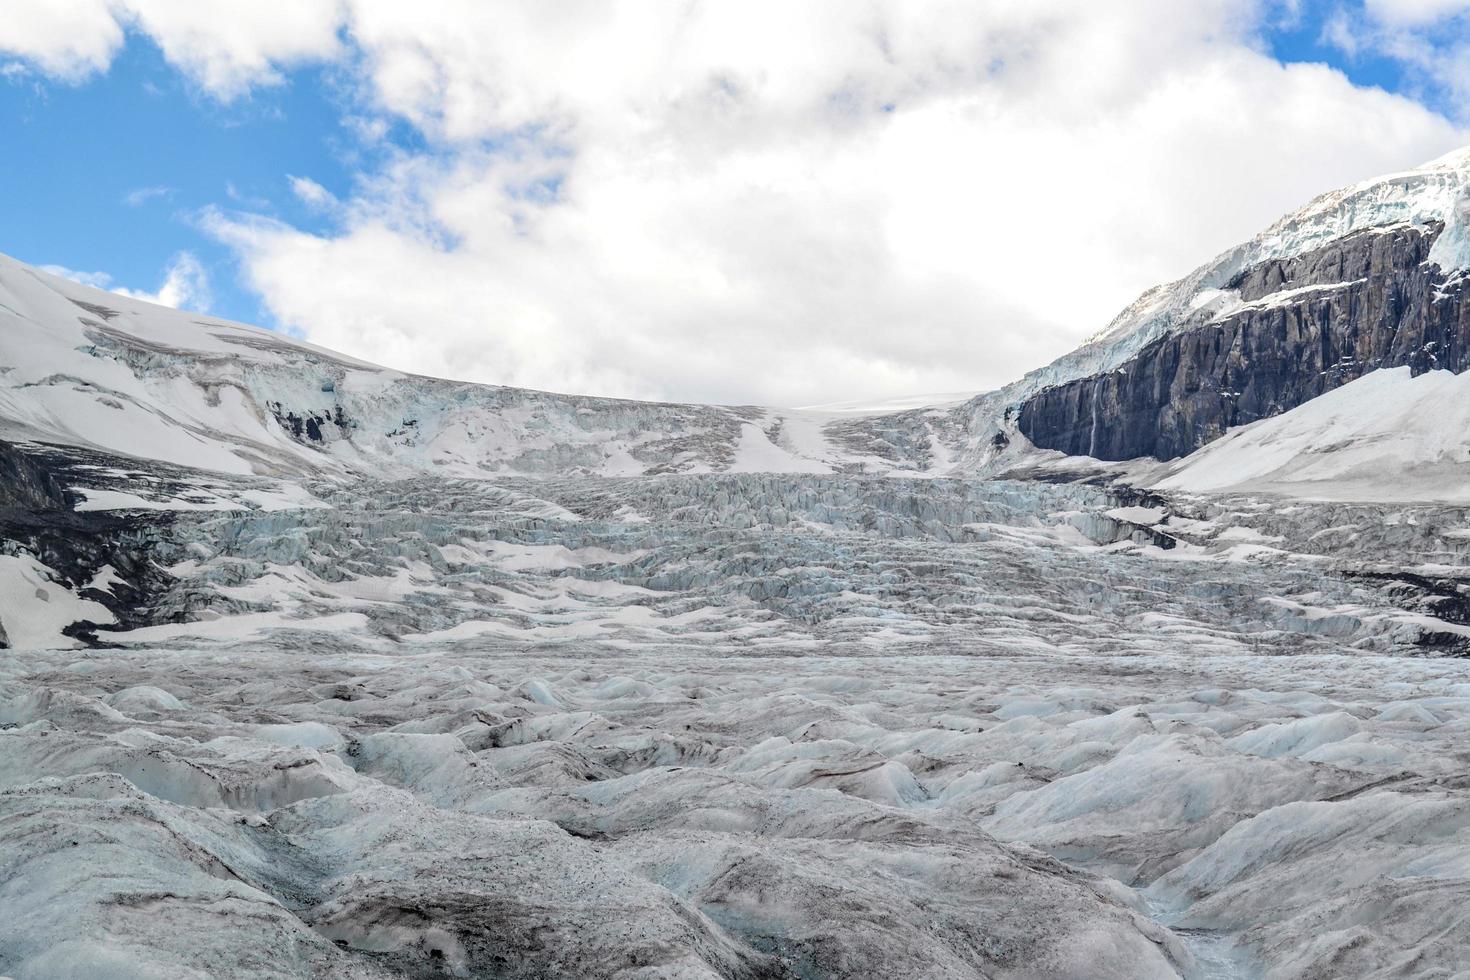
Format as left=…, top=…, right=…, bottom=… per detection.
left=989, top=146, right=1470, bottom=488
left=5, top=150, right=1470, bottom=980
left=6, top=143, right=1470, bottom=498
left=0, top=253, right=965, bottom=486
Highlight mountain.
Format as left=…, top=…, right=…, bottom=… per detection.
left=4, top=152, right=1470, bottom=980
left=7, top=139, right=1470, bottom=499
left=0, top=253, right=962, bottom=485
left=1005, top=147, right=1470, bottom=473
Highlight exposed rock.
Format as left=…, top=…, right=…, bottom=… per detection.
left=1018, top=224, right=1470, bottom=460
left=0, top=442, right=180, bottom=645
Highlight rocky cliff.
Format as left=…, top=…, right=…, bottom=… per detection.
left=1017, top=222, right=1470, bottom=460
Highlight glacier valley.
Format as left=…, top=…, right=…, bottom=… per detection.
left=4, top=150, right=1470, bottom=979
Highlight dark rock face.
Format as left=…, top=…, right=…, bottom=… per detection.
left=0, top=442, right=181, bottom=647
left=1347, top=570, right=1470, bottom=653
left=0, top=440, right=81, bottom=512
left=266, top=401, right=353, bottom=444
left=1018, top=224, right=1470, bottom=460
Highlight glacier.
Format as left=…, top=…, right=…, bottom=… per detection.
left=4, top=148, right=1470, bottom=979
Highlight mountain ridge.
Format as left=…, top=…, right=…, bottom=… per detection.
left=3, top=146, right=1470, bottom=500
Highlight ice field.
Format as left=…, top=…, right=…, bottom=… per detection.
left=5, top=469, right=1470, bottom=978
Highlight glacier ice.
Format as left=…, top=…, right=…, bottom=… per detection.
left=4, top=149, right=1470, bottom=978
left=4, top=461, right=1470, bottom=977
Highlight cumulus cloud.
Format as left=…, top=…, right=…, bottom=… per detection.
left=6, top=1, right=1470, bottom=404
left=205, top=1, right=1470, bottom=405
left=40, top=264, right=115, bottom=289
left=41, top=253, right=211, bottom=311
left=0, top=0, right=342, bottom=96
left=119, top=0, right=344, bottom=98
left=0, top=0, right=122, bottom=82
left=112, top=251, right=211, bottom=311
left=287, top=175, right=338, bottom=211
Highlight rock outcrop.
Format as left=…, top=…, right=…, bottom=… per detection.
left=0, top=442, right=180, bottom=645
left=1018, top=223, right=1470, bottom=460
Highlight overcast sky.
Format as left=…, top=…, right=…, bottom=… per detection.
left=3, top=1, right=1469, bottom=406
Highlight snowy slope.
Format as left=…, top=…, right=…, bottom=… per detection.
left=0, top=254, right=953, bottom=482
left=1153, top=367, right=1470, bottom=502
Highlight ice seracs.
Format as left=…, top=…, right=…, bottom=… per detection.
left=0, top=253, right=950, bottom=482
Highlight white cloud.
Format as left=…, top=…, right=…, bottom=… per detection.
left=205, top=1, right=1469, bottom=405
left=118, top=0, right=344, bottom=98
left=122, top=185, right=173, bottom=207
left=41, top=264, right=115, bottom=289
left=0, top=0, right=342, bottom=96
left=7, top=1, right=1470, bottom=404
left=0, top=0, right=122, bottom=82
left=1363, top=0, right=1470, bottom=26
left=1326, top=0, right=1470, bottom=112
left=288, top=175, right=338, bottom=210
left=42, top=254, right=211, bottom=312
left=112, top=251, right=211, bottom=311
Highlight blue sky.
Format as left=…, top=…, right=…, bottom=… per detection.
left=2, top=40, right=360, bottom=325
left=1270, top=23, right=1397, bottom=91
left=1265, top=1, right=1465, bottom=112
left=1, top=2, right=1467, bottom=405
